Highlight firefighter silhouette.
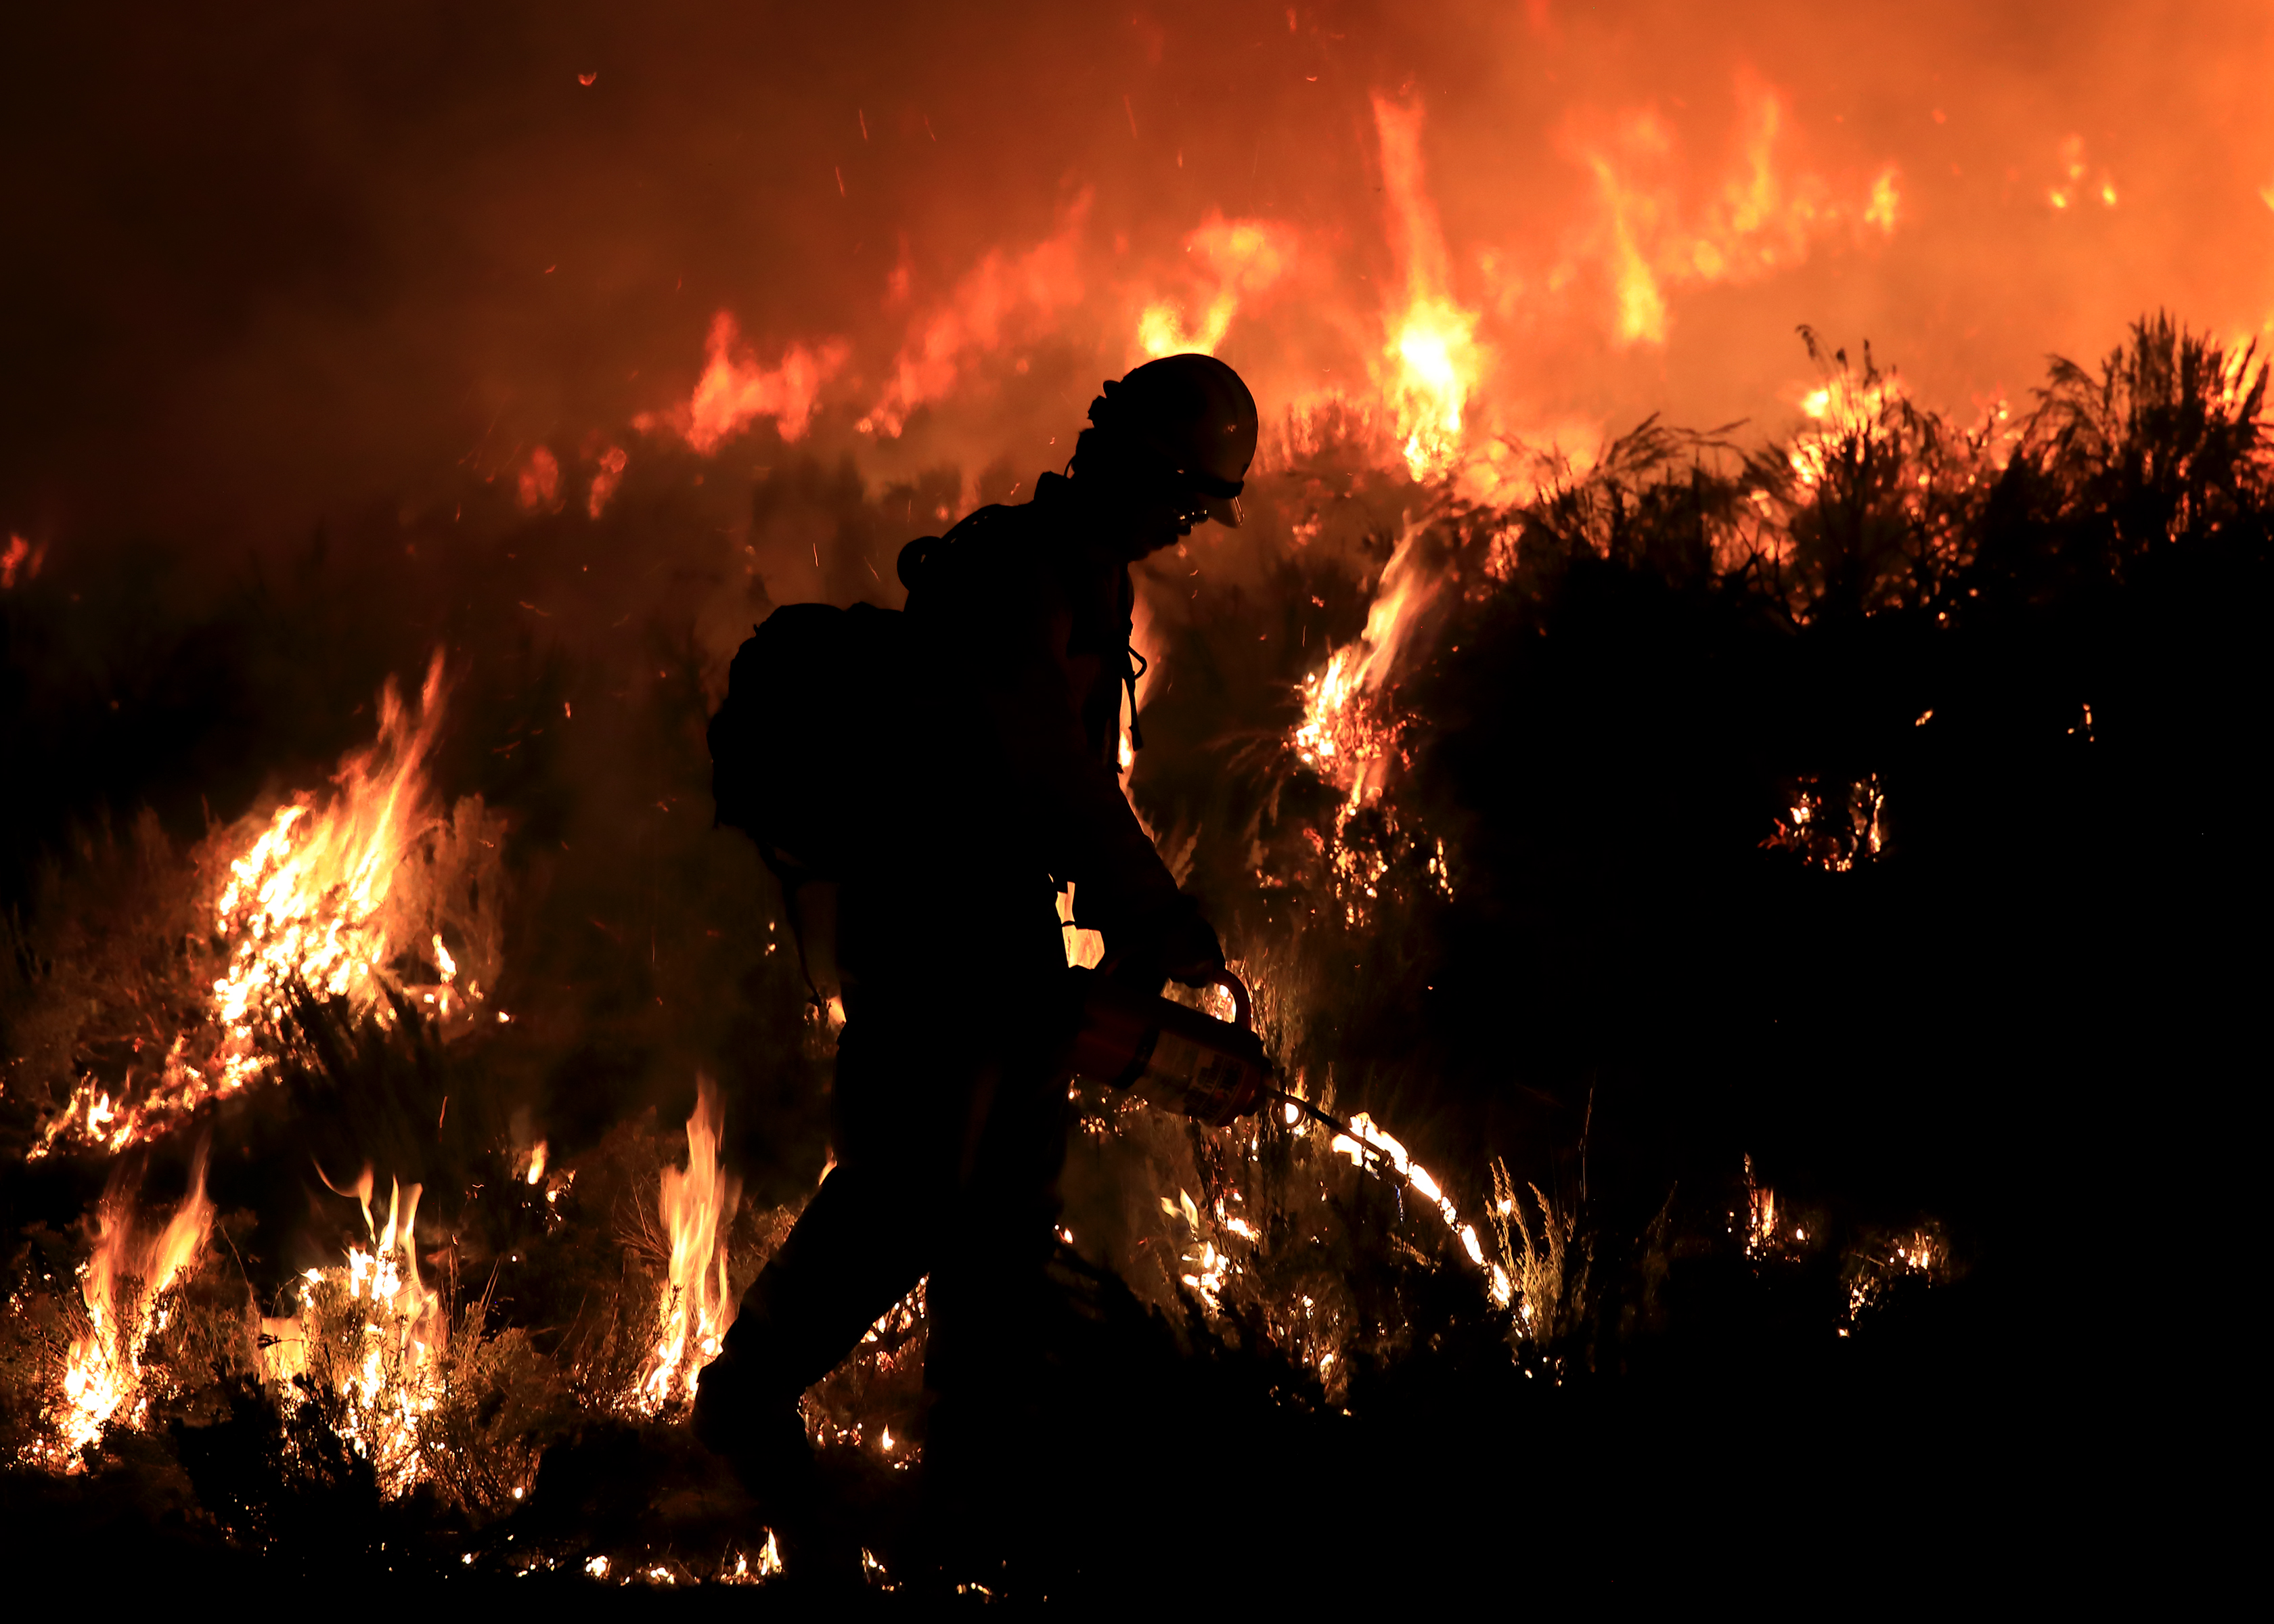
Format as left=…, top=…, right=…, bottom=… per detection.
left=693, top=354, right=1260, bottom=1531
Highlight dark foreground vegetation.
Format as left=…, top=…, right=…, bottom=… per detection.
left=1, top=317, right=2259, bottom=1598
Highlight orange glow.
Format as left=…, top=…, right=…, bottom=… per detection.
left=1563, top=72, right=1900, bottom=349
left=516, top=446, right=560, bottom=512
left=862, top=195, right=1093, bottom=438
left=0, top=533, right=42, bottom=589
left=1134, top=212, right=1297, bottom=359
left=587, top=445, right=628, bottom=518
left=679, top=312, right=847, bottom=453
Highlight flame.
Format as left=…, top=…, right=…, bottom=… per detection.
left=1864, top=166, right=1901, bottom=234
left=1134, top=212, right=1297, bottom=358
left=207, top=652, right=448, bottom=1058
left=587, top=445, right=628, bottom=518
left=636, top=1075, right=742, bottom=1413
left=860, top=194, right=1092, bottom=438
left=2045, top=133, right=2118, bottom=215
left=1293, top=521, right=1442, bottom=809
left=1741, top=1154, right=1816, bottom=1257
left=1789, top=370, right=1907, bottom=488
left=1745, top=1167, right=1780, bottom=1260
left=31, top=655, right=464, bottom=1162
left=677, top=312, right=847, bottom=453
left=43, top=1147, right=215, bottom=1463
left=259, top=1166, right=450, bottom=1493
left=1326, top=1112, right=1462, bottom=1232
left=1373, top=95, right=1481, bottom=481
left=1563, top=72, right=1900, bottom=349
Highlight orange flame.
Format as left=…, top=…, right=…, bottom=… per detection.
left=1373, top=95, right=1481, bottom=481
left=1789, top=369, right=1907, bottom=488
left=31, top=652, right=499, bottom=1163
left=261, top=1165, right=449, bottom=1493
left=860, top=194, right=1092, bottom=438
left=1134, top=212, right=1297, bottom=359
left=637, top=1076, right=742, bottom=1413
left=1293, top=520, right=1442, bottom=809
left=207, top=652, right=449, bottom=1057
left=678, top=312, right=847, bottom=453
left=1563, top=71, right=1900, bottom=348
left=45, top=1146, right=214, bottom=1463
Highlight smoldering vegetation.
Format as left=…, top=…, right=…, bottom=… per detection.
left=0, top=315, right=2260, bottom=1598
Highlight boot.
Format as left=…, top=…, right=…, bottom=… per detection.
left=690, top=1353, right=815, bottom=1508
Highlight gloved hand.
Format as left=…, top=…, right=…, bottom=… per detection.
left=1107, top=890, right=1225, bottom=991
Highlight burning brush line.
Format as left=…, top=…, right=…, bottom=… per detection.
left=6, top=311, right=2257, bottom=1572
left=1, top=646, right=1537, bottom=1489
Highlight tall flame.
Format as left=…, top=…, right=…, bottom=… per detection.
left=207, top=652, right=448, bottom=1060
left=638, top=1075, right=742, bottom=1414
left=1373, top=95, right=1481, bottom=482
left=46, top=1146, right=215, bottom=1462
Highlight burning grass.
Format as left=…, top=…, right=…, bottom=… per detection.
left=0, top=313, right=2262, bottom=1596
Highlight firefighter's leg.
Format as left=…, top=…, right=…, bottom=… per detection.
left=915, top=1043, right=1075, bottom=1582
left=922, top=1054, right=1071, bottom=1399
left=920, top=899, right=1080, bottom=1411
left=692, top=1014, right=949, bottom=1479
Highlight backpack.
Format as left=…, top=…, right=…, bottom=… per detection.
left=707, top=600, right=912, bottom=883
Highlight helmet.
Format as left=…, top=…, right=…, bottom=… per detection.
left=1088, top=354, right=1259, bottom=526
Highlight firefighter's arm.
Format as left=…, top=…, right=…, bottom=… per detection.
left=929, top=512, right=1224, bottom=984
left=973, top=652, right=1224, bottom=986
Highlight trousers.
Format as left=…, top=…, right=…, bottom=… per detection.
left=709, top=880, right=1074, bottom=1414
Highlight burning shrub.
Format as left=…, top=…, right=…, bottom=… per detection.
left=7, top=656, right=509, bottom=1165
